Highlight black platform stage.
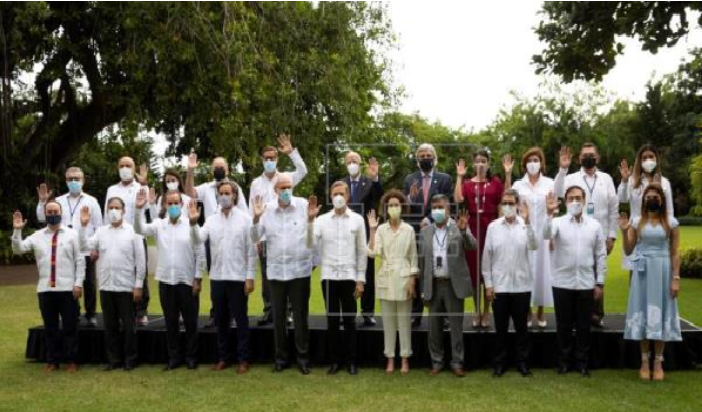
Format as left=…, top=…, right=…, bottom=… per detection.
left=26, top=313, right=702, bottom=369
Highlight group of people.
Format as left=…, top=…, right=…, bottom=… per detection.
left=11, top=137, right=682, bottom=381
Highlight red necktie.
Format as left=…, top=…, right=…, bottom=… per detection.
left=50, top=230, right=59, bottom=288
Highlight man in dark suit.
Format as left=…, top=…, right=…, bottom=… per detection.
left=403, top=143, right=453, bottom=327
left=343, top=151, right=382, bottom=326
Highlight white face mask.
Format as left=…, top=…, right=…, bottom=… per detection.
left=642, top=159, right=657, bottom=173
left=119, top=167, right=133, bottom=181
left=526, top=162, right=541, bottom=176
left=347, top=163, right=360, bottom=177
left=333, top=194, right=346, bottom=210
left=567, top=201, right=583, bottom=217
left=166, top=181, right=179, bottom=191
left=108, top=209, right=123, bottom=224
left=502, top=205, right=516, bottom=218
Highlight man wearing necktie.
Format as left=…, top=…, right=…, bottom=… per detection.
left=343, top=151, right=382, bottom=326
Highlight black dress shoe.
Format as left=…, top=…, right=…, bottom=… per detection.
left=273, top=363, right=289, bottom=373
left=204, top=317, right=216, bottom=329
left=492, top=365, right=506, bottom=377
left=517, top=363, right=532, bottom=377
left=327, top=363, right=340, bottom=375
left=163, top=362, right=181, bottom=371
left=362, top=316, right=377, bottom=327
left=257, top=313, right=273, bottom=326
left=347, top=364, right=358, bottom=375
left=104, top=364, right=120, bottom=372
left=298, top=362, right=311, bottom=375
left=557, top=365, right=570, bottom=375
left=411, top=317, right=422, bottom=328
left=124, top=363, right=136, bottom=371
left=577, top=366, right=590, bottom=377
left=186, top=360, right=198, bottom=370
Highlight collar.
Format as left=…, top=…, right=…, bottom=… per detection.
left=349, top=175, right=361, bottom=183
left=331, top=208, right=351, bottom=219
left=579, top=168, right=598, bottom=178
left=44, top=225, right=66, bottom=235
left=108, top=222, right=125, bottom=230
left=500, top=216, right=522, bottom=226
left=422, top=171, right=434, bottom=179
left=275, top=199, right=297, bottom=212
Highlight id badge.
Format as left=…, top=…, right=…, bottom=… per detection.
left=586, top=202, right=595, bottom=216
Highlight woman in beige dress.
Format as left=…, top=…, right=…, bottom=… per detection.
left=367, top=189, right=419, bottom=375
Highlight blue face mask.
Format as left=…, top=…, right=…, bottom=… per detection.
left=167, top=205, right=181, bottom=219
left=66, top=181, right=82, bottom=195
left=263, top=160, right=277, bottom=174
left=279, top=188, right=292, bottom=205
left=46, top=214, right=62, bottom=226
left=431, top=208, right=446, bottom=224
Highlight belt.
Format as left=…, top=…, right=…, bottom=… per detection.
left=434, top=277, right=451, bottom=283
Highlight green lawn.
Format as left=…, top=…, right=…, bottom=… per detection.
left=0, top=228, right=701, bottom=412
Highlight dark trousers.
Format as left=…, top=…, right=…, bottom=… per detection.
left=211, top=280, right=250, bottom=363
left=271, top=277, right=310, bottom=364
left=492, top=292, right=531, bottom=367
left=360, top=258, right=376, bottom=317
left=321, top=279, right=357, bottom=364
left=135, top=240, right=150, bottom=317
left=553, top=287, right=594, bottom=368
left=205, top=240, right=215, bottom=319
left=38, top=291, right=79, bottom=365
left=260, top=242, right=271, bottom=315
left=79, top=256, right=97, bottom=318
left=101, top=291, right=137, bottom=366
left=159, top=282, right=198, bottom=364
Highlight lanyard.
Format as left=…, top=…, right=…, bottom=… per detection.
left=67, top=195, right=82, bottom=224
left=583, top=173, right=597, bottom=200
left=434, top=225, right=448, bottom=249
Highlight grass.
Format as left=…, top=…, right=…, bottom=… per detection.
left=0, top=228, right=701, bottom=411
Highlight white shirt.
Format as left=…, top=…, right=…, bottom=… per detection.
left=307, top=208, right=367, bottom=283
left=482, top=217, right=538, bottom=293
left=12, top=226, right=86, bottom=293
left=554, top=168, right=618, bottom=239
left=248, top=149, right=308, bottom=209
left=251, top=197, right=313, bottom=281
left=512, top=174, right=554, bottom=233
left=195, top=181, right=248, bottom=219
left=149, top=193, right=192, bottom=221
left=134, top=211, right=205, bottom=286
left=104, top=181, right=149, bottom=227
left=431, top=224, right=449, bottom=278
left=37, top=192, right=102, bottom=255
left=79, top=222, right=146, bottom=292
left=543, top=214, right=607, bottom=290
left=190, top=208, right=257, bottom=281
left=618, top=175, right=674, bottom=222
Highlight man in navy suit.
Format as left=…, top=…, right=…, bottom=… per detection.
left=343, top=151, right=383, bottom=326
left=403, top=143, right=453, bottom=327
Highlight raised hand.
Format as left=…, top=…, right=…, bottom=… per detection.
left=80, top=205, right=91, bottom=227
left=502, top=154, right=514, bottom=175
left=367, top=209, right=379, bottom=230
left=619, top=159, right=631, bottom=183
left=456, top=158, right=467, bottom=178
left=457, top=209, right=469, bottom=231
left=367, top=157, right=379, bottom=179
left=12, top=211, right=27, bottom=230
left=37, top=183, right=52, bottom=203
left=618, top=212, right=631, bottom=231
left=188, top=199, right=200, bottom=224
left=559, top=146, right=572, bottom=170
left=252, top=195, right=267, bottom=220
left=308, top=195, right=321, bottom=222
left=187, top=150, right=198, bottom=170
left=277, top=133, right=293, bottom=155
left=149, top=187, right=157, bottom=205
left=546, top=191, right=559, bottom=216
left=410, top=180, right=420, bottom=201
left=519, top=200, right=530, bottom=224
left=136, top=163, right=149, bottom=185
left=135, top=187, right=148, bottom=209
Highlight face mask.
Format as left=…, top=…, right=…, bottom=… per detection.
left=581, top=155, right=597, bottom=169
left=279, top=188, right=292, bottom=205
left=347, top=163, right=360, bottom=177
left=502, top=205, right=516, bottom=218
left=387, top=206, right=401, bottom=220
left=167, top=205, right=181, bottom=219
left=567, top=201, right=582, bottom=217
left=263, top=160, right=277, bottom=174
left=46, top=214, right=62, bottom=226
left=333, top=194, right=346, bottom=210
left=119, top=167, right=133, bottom=181
left=166, top=181, right=179, bottom=191
left=431, top=208, right=446, bottom=224
left=66, top=181, right=82, bottom=195
left=642, top=159, right=657, bottom=173
left=419, top=158, right=434, bottom=172
left=474, top=163, right=488, bottom=175
left=526, top=162, right=541, bottom=176
left=645, top=198, right=661, bottom=212
left=213, top=167, right=226, bottom=181
left=108, top=209, right=122, bottom=224
left=218, top=195, right=233, bottom=209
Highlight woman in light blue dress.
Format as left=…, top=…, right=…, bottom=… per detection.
left=620, top=183, right=681, bottom=381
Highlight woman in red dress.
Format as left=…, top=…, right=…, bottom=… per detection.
left=454, top=149, right=513, bottom=328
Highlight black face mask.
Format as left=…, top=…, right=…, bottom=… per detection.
left=46, top=214, right=62, bottom=226
left=581, top=155, right=597, bottom=169
left=213, top=167, right=226, bottom=181
left=645, top=198, right=661, bottom=212
left=419, top=158, right=434, bottom=172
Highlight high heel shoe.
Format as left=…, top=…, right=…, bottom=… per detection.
left=653, top=355, right=665, bottom=381
left=639, top=352, right=651, bottom=381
